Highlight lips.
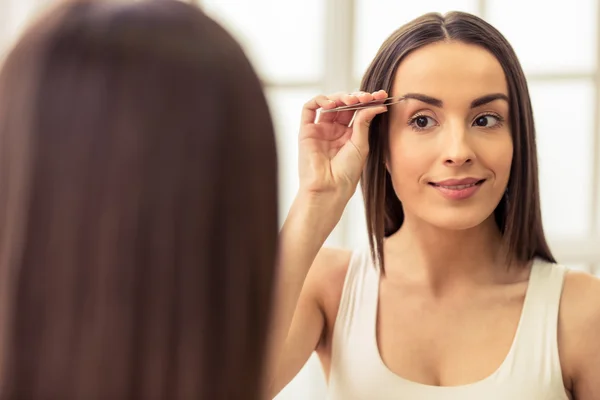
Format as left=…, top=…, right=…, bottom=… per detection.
left=433, top=181, right=483, bottom=190
left=429, top=178, right=484, bottom=188
left=428, top=178, right=486, bottom=200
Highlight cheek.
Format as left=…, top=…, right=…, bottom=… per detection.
left=480, top=137, right=513, bottom=183
left=386, top=133, right=435, bottom=196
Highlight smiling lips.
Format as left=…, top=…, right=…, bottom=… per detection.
left=429, top=177, right=486, bottom=200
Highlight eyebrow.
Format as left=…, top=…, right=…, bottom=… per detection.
left=401, top=92, right=509, bottom=108
left=470, top=93, right=509, bottom=108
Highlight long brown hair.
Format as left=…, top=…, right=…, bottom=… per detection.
left=360, top=12, right=555, bottom=272
left=0, top=1, right=278, bottom=399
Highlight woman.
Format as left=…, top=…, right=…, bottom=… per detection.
left=268, top=11, right=600, bottom=399
left=0, top=0, right=278, bottom=399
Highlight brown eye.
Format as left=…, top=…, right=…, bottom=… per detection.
left=416, top=116, right=429, bottom=128
left=409, top=115, right=437, bottom=130
left=473, top=115, right=501, bottom=127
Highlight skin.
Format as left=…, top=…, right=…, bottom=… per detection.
left=266, top=41, right=600, bottom=400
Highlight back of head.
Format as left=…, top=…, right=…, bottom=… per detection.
left=0, top=1, right=278, bottom=399
left=359, top=11, right=554, bottom=271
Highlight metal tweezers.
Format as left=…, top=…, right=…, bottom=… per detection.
left=320, top=96, right=405, bottom=113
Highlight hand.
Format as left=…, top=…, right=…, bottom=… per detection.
left=297, top=90, right=388, bottom=202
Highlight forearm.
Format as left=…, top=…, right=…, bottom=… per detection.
left=263, top=192, right=345, bottom=393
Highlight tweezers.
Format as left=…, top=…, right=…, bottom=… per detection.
left=320, top=96, right=405, bottom=113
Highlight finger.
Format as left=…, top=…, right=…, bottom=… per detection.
left=318, top=93, right=361, bottom=124
left=327, top=90, right=385, bottom=108
left=333, top=90, right=387, bottom=126
left=345, top=90, right=389, bottom=109
left=326, top=95, right=360, bottom=125
left=337, top=90, right=388, bottom=106
left=352, top=91, right=374, bottom=103
left=350, top=105, right=388, bottom=155
left=328, top=93, right=375, bottom=125
left=301, top=95, right=337, bottom=125
left=305, top=92, right=360, bottom=124
left=310, top=91, right=389, bottom=125
left=340, top=93, right=361, bottom=105
left=372, top=90, right=388, bottom=100
left=352, top=90, right=388, bottom=101
left=322, top=92, right=352, bottom=108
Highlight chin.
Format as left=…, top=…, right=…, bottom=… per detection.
left=414, top=208, right=496, bottom=231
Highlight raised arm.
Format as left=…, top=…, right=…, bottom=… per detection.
left=263, top=91, right=389, bottom=398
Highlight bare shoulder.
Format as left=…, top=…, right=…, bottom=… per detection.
left=309, top=247, right=353, bottom=312
left=560, top=269, right=600, bottom=327
left=311, top=247, right=353, bottom=281
left=304, top=247, right=353, bottom=343
left=558, top=269, right=600, bottom=397
left=294, top=246, right=353, bottom=327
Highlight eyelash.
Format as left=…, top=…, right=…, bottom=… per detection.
left=407, top=112, right=505, bottom=132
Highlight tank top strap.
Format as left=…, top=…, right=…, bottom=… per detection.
left=502, top=259, right=567, bottom=386
left=331, top=244, right=379, bottom=355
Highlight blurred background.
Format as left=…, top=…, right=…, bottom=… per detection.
left=1, top=0, right=598, bottom=399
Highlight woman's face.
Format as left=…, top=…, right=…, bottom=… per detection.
left=387, top=41, right=513, bottom=231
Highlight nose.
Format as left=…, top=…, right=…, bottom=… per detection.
left=441, top=123, right=475, bottom=167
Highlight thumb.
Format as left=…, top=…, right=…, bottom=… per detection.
left=350, top=106, right=388, bottom=155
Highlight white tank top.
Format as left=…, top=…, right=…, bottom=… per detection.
left=327, top=246, right=570, bottom=400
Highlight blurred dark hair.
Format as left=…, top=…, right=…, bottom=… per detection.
left=0, top=1, right=278, bottom=399
left=359, top=11, right=555, bottom=273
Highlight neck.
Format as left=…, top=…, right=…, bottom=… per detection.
left=385, top=214, right=507, bottom=290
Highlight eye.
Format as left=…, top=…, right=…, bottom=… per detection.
left=409, top=115, right=437, bottom=131
left=473, top=114, right=503, bottom=128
